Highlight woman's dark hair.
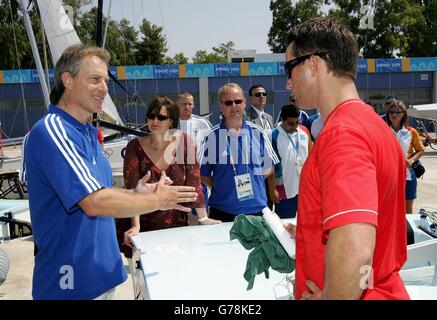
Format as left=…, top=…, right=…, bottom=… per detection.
left=147, top=96, right=179, bottom=129
left=280, top=103, right=301, bottom=120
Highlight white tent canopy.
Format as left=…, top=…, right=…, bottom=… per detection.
left=407, top=103, right=437, bottom=121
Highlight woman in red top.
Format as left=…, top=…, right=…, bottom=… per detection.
left=116, top=96, right=220, bottom=259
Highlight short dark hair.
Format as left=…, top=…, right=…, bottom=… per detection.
left=286, top=17, right=359, bottom=81
left=280, top=103, right=301, bottom=120
left=248, top=84, right=265, bottom=97
left=147, top=96, right=179, bottom=129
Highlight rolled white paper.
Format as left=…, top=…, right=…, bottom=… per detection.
left=262, top=207, right=296, bottom=258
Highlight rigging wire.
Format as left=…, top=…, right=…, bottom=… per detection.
left=9, top=0, right=30, bottom=134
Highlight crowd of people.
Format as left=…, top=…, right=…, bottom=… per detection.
left=22, top=17, right=429, bottom=300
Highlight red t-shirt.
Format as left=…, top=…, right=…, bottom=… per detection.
left=295, top=99, right=409, bottom=300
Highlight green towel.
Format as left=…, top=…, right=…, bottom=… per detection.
left=229, top=214, right=296, bottom=290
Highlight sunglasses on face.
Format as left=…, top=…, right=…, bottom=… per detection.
left=284, top=120, right=299, bottom=127
left=284, top=51, right=329, bottom=79
left=254, top=92, right=267, bottom=97
left=223, top=99, right=243, bottom=106
left=147, top=113, right=169, bottom=121
left=388, top=110, right=404, bottom=115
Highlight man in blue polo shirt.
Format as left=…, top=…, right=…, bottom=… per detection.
left=24, top=44, right=197, bottom=300
left=199, top=83, right=279, bottom=222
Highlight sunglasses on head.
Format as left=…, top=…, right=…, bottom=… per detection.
left=254, top=92, right=267, bottom=97
left=223, top=99, right=243, bottom=106
left=146, top=113, right=169, bottom=121
left=284, top=51, right=329, bottom=79
left=388, top=110, right=403, bottom=115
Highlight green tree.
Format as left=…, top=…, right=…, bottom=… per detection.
left=330, top=0, right=436, bottom=58
left=191, top=41, right=235, bottom=64
left=268, top=0, right=324, bottom=53
left=212, top=41, right=235, bottom=58
left=0, top=0, right=49, bottom=70
left=135, top=18, right=168, bottom=65
left=163, top=52, right=189, bottom=65
left=75, top=7, right=134, bottom=65
left=117, top=18, right=139, bottom=65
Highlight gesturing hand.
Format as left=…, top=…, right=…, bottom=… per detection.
left=155, top=171, right=198, bottom=212
left=134, top=170, right=173, bottom=194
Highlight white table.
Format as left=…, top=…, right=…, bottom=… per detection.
left=131, top=222, right=294, bottom=300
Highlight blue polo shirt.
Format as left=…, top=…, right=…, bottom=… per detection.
left=200, top=119, right=279, bottom=214
left=25, top=105, right=127, bottom=300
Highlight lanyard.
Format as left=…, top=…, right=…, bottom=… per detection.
left=227, top=134, right=250, bottom=176
left=286, top=131, right=300, bottom=160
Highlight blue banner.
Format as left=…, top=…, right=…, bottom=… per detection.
left=108, top=66, right=117, bottom=78
left=31, top=69, right=54, bottom=82
left=410, top=57, right=437, bottom=71
left=357, top=59, right=368, bottom=73
left=376, top=59, right=402, bottom=72
left=125, top=66, right=154, bottom=79
left=214, top=63, right=240, bottom=77
left=3, top=70, right=32, bottom=83
left=185, top=64, right=215, bottom=77
left=277, top=62, right=286, bottom=76
left=249, top=62, right=278, bottom=76
left=153, top=65, right=179, bottom=78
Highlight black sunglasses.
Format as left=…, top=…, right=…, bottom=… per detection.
left=254, top=92, right=267, bottom=97
left=223, top=99, right=243, bottom=106
left=147, top=113, right=169, bottom=121
left=388, top=110, right=404, bottom=115
left=284, top=120, right=299, bottom=127
left=284, top=51, right=329, bottom=79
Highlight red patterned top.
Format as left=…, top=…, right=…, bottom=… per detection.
left=116, top=133, right=205, bottom=258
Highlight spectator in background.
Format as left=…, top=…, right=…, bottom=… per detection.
left=381, top=96, right=398, bottom=122
left=245, top=84, right=275, bottom=210
left=386, top=100, right=425, bottom=214
left=305, top=112, right=323, bottom=141
left=200, top=83, right=279, bottom=222
left=269, top=103, right=313, bottom=218
left=176, top=92, right=212, bottom=212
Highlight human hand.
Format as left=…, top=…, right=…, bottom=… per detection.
left=301, top=280, right=322, bottom=300
left=199, top=217, right=222, bottom=225
left=284, top=223, right=296, bottom=239
left=155, top=171, right=197, bottom=212
left=123, top=225, right=140, bottom=248
left=134, top=170, right=173, bottom=194
left=406, top=159, right=413, bottom=167
left=270, top=189, right=280, bottom=203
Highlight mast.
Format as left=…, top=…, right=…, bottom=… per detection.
left=19, top=0, right=50, bottom=108
left=93, top=0, right=104, bottom=126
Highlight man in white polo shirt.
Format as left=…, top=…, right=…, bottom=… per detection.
left=176, top=92, right=212, bottom=210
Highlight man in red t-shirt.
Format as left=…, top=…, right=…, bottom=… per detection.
left=284, top=17, right=409, bottom=300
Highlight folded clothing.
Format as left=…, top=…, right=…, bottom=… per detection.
left=229, top=214, right=295, bottom=290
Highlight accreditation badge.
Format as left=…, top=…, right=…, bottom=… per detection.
left=234, top=173, right=255, bottom=201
